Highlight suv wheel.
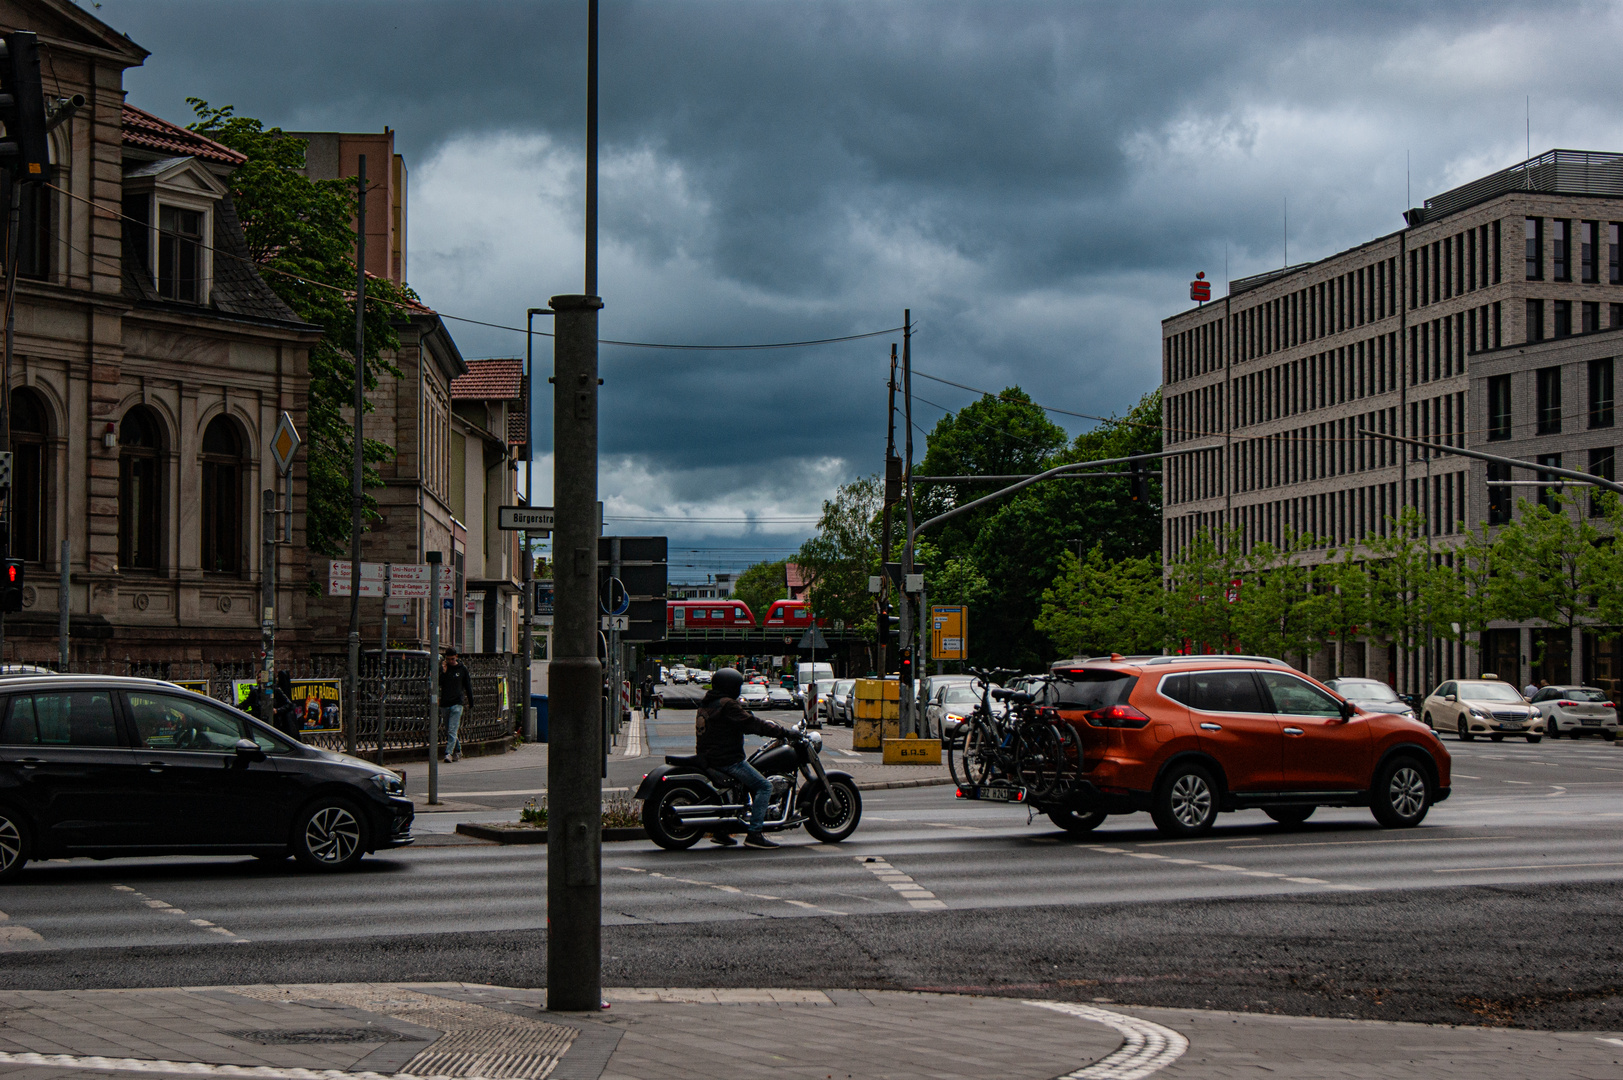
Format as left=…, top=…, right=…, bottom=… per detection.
left=1151, top=763, right=1219, bottom=837
left=1264, top=806, right=1314, bottom=828
left=1457, top=717, right=1474, bottom=742
left=0, top=807, right=28, bottom=882
left=293, top=797, right=369, bottom=871
left=1371, top=757, right=1431, bottom=828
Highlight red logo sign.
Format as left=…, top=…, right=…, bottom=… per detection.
left=1189, top=271, right=1210, bottom=303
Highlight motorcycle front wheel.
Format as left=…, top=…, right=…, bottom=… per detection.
left=801, top=777, right=862, bottom=843
left=643, top=784, right=707, bottom=850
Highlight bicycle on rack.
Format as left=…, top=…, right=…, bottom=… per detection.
left=949, top=670, right=1082, bottom=803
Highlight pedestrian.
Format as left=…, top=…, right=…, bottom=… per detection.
left=272, top=672, right=298, bottom=739
left=439, top=649, right=475, bottom=763
left=1523, top=678, right=1541, bottom=699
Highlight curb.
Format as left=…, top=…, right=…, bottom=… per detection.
left=855, top=776, right=955, bottom=791
left=454, top=823, right=649, bottom=844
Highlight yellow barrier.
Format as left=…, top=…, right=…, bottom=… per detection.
left=882, top=734, right=942, bottom=765
left=855, top=677, right=900, bottom=701
left=853, top=717, right=881, bottom=749
left=854, top=698, right=900, bottom=720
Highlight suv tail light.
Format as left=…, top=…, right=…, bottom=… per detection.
left=1087, top=704, right=1151, bottom=729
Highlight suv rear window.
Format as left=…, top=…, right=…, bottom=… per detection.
left=1052, top=671, right=1137, bottom=709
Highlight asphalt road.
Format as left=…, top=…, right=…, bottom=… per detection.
left=3, top=727, right=1622, bottom=1029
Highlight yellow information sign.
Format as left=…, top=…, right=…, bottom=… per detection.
left=930, top=605, right=966, bottom=661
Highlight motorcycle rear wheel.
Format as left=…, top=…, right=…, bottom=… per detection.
left=643, top=784, right=707, bottom=850
left=801, top=777, right=862, bottom=843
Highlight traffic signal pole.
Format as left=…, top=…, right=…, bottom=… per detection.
left=899, top=310, right=917, bottom=735
left=878, top=347, right=897, bottom=675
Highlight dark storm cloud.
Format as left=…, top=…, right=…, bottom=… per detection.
left=92, top=0, right=1609, bottom=557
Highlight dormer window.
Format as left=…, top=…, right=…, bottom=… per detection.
left=158, top=205, right=203, bottom=302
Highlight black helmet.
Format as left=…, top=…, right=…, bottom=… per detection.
left=712, top=667, right=744, bottom=699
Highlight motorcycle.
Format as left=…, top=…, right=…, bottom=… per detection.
left=634, top=720, right=862, bottom=850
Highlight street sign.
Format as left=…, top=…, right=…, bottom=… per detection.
left=328, top=561, right=451, bottom=599
left=599, top=575, right=630, bottom=616
left=931, top=605, right=967, bottom=661
left=598, top=536, right=667, bottom=642
left=868, top=575, right=882, bottom=594
left=271, top=412, right=301, bottom=476
left=798, top=627, right=829, bottom=651
left=499, top=505, right=554, bottom=532
left=601, top=614, right=629, bottom=631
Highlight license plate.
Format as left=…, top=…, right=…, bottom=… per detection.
left=1498, top=723, right=1523, bottom=730
left=979, top=786, right=1024, bottom=803
left=1583, top=719, right=1602, bottom=726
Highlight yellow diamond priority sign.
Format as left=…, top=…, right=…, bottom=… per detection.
left=271, top=411, right=301, bottom=476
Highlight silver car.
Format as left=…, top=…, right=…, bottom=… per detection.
left=926, top=683, right=986, bottom=745
left=825, top=679, right=856, bottom=727
left=766, top=684, right=796, bottom=711
left=1530, top=685, right=1619, bottom=740
left=739, top=683, right=771, bottom=708
left=1324, top=677, right=1417, bottom=723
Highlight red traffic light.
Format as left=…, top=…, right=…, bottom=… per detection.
left=6, top=563, right=17, bottom=584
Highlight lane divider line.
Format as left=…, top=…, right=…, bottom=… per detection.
left=857, top=856, right=947, bottom=910
left=1025, top=1000, right=1188, bottom=1079
left=616, top=866, right=847, bottom=915
left=1080, top=848, right=1366, bottom=892
left=112, top=884, right=247, bottom=944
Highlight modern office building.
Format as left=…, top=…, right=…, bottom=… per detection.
left=1162, top=150, right=1623, bottom=693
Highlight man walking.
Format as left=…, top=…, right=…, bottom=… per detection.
left=439, top=649, right=475, bottom=763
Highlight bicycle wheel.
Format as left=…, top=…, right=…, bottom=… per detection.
left=1015, top=722, right=1065, bottom=800
left=1050, top=720, right=1084, bottom=792
left=952, top=718, right=996, bottom=788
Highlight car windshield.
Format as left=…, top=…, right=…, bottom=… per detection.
left=1556, top=687, right=1609, bottom=702
left=1336, top=681, right=1402, bottom=703
left=835, top=680, right=854, bottom=694
left=942, top=686, right=978, bottom=704
left=1457, top=682, right=1524, bottom=702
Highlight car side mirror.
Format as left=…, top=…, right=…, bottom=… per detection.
left=1445, top=694, right=1457, bottom=703
left=234, top=738, right=266, bottom=763
left=1338, top=700, right=1356, bottom=722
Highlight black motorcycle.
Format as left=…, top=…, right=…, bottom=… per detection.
left=635, top=721, right=862, bottom=849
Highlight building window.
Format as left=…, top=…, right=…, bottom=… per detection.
left=1526, top=217, right=1543, bottom=280
left=1487, top=461, right=1512, bottom=525
left=1554, top=299, right=1572, bottom=338
left=1614, top=303, right=1623, bottom=329
left=1527, top=299, right=1544, bottom=343
left=1536, top=366, right=1562, bottom=435
left=1583, top=221, right=1599, bottom=283
left=8, top=389, right=47, bottom=562
left=1612, top=223, right=1623, bottom=285
left=1590, top=448, right=1615, bottom=517
left=1487, top=374, right=1512, bottom=440
left=1590, top=358, right=1614, bottom=429
left=199, top=417, right=242, bottom=574
left=1584, top=301, right=1600, bottom=334
left=118, top=408, right=163, bottom=571
left=1537, top=453, right=1563, bottom=511
left=1553, top=219, right=1571, bottom=281
left=157, top=205, right=203, bottom=302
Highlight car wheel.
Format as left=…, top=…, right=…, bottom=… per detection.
left=1423, top=712, right=1434, bottom=730
left=1047, top=809, right=1108, bottom=835
left=1264, top=806, right=1315, bottom=827
left=293, top=797, right=369, bottom=871
left=1151, top=762, right=1219, bottom=837
left=0, top=806, right=29, bottom=883
left=1605, top=730, right=1618, bottom=742
left=1457, top=717, right=1474, bottom=742
left=1547, top=716, right=1560, bottom=738
left=1371, top=756, right=1431, bottom=828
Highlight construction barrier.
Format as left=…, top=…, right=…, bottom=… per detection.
left=882, top=733, right=942, bottom=765
left=853, top=677, right=899, bottom=750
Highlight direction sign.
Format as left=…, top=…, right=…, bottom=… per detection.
left=931, top=605, right=966, bottom=661
left=599, top=576, right=630, bottom=616
left=328, top=561, right=451, bottom=599
left=601, top=615, right=629, bottom=631
left=499, top=505, right=554, bottom=532
left=271, top=412, right=301, bottom=476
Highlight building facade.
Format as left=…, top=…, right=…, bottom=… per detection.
left=1162, top=150, right=1623, bottom=694
left=2, top=0, right=320, bottom=664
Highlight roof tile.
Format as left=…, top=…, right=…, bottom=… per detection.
left=452, top=358, right=524, bottom=400
left=122, top=104, right=247, bottom=166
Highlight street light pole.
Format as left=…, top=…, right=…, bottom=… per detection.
left=346, top=155, right=367, bottom=756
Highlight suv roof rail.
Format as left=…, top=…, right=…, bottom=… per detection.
left=1140, top=654, right=1289, bottom=667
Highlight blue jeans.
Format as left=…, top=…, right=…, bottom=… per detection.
left=718, top=760, right=773, bottom=833
left=441, top=704, right=464, bottom=758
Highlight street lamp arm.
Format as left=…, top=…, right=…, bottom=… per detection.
left=1357, top=428, right=1623, bottom=498
left=908, top=445, right=1221, bottom=547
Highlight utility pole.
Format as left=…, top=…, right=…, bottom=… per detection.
left=260, top=488, right=276, bottom=723
left=899, top=309, right=917, bottom=735
left=549, top=0, right=602, bottom=1015
left=56, top=539, right=67, bottom=668
left=879, top=347, right=897, bottom=676
left=346, top=155, right=367, bottom=756
left=522, top=307, right=548, bottom=742
left=426, top=551, right=441, bottom=804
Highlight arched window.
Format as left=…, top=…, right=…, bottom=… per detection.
left=8, top=390, right=47, bottom=562
left=118, top=408, right=162, bottom=571
left=200, top=416, right=242, bottom=573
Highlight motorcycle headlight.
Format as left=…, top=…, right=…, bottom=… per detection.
left=369, top=771, right=405, bottom=796
left=808, top=730, right=823, bottom=750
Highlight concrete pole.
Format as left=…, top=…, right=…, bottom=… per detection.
left=548, top=293, right=602, bottom=1010
left=347, top=155, right=368, bottom=756
left=260, top=488, right=276, bottom=724
left=427, top=551, right=441, bottom=804
left=56, top=539, right=67, bottom=669
left=900, top=309, right=916, bottom=735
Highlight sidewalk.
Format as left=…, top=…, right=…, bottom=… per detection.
left=0, top=982, right=1616, bottom=1079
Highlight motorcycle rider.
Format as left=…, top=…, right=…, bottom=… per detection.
left=698, top=667, right=796, bottom=849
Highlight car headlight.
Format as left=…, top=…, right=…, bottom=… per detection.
left=1468, top=706, right=1488, bottom=717
left=369, top=771, right=405, bottom=796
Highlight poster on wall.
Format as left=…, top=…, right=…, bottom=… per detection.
left=231, top=677, right=343, bottom=734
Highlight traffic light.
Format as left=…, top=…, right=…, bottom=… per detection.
left=1, top=558, right=23, bottom=613
left=0, top=32, right=49, bottom=182
left=877, top=599, right=899, bottom=645
left=1129, top=461, right=1149, bottom=504
left=898, top=646, right=914, bottom=686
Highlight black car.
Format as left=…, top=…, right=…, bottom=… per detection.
left=0, top=675, right=413, bottom=880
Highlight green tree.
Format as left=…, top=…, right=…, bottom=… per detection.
left=1364, top=508, right=1453, bottom=679
left=1229, top=532, right=1334, bottom=661
left=1493, top=495, right=1609, bottom=678
left=1316, top=548, right=1372, bottom=678
left=1164, top=526, right=1247, bottom=652
left=731, top=559, right=788, bottom=625
left=188, top=101, right=423, bottom=556
left=1036, top=545, right=1165, bottom=658
left=795, top=475, right=885, bottom=637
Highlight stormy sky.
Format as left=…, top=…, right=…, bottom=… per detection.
left=96, top=0, right=1623, bottom=579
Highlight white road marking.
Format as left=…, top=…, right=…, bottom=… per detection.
left=1025, top=1000, right=1188, bottom=1079
left=1234, top=835, right=1501, bottom=850
left=1434, top=860, right=1623, bottom=873
left=623, top=711, right=645, bottom=757
left=857, top=856, right=947, bottom=910
left=618, top=866, right=846, bottom=914
left=1081, top=848, right=1367, bottom=893
left=0, top=1051, right=425, bottom=1078
left=113, top=885, right=245, bottom=943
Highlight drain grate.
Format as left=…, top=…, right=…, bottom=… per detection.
left=403, top=1026, right=576, bottom=1079
left=228, top=1027, right=412, bottom=1045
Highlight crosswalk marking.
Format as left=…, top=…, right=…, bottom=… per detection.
left=857, top=856, right=946, bottom=910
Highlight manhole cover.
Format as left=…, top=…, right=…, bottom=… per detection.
left=228, top=1028, right=411, bottom=1045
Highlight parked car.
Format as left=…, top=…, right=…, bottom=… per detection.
left=0, top=675, right=415, bottom=881
left=1324, top=678, right=1418, bottom=723
left=1420, top=677, right=1542, bottom=742
left=1529, top=685, right=1619, bottom=740
left=766, top=684, right=796, bottom=711
left=926, top=682, right=985, bottom=745
left=1018, top=655, right=1451, bottom=837
left=826, top=679, right=856, bottom=727
left=739, top=682, right=771, bottom=708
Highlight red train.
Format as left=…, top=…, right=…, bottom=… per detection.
left=665, top=598, right=826, bottom=630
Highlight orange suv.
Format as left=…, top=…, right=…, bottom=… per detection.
left=1032, top=655, right=1451, bottom=837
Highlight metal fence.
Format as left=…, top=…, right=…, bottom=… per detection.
left=7, top=653, right=526, bottom=759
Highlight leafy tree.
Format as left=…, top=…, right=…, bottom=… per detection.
left=1492, top=495, right=1609, bottom=678
left=795, top=475, right=885, bottom=637
left=1363, top=508, right=1454, bottom=677
left=731, top=559, right=788, bottom=625
left=1164, top=526, right=1247, bottom=653
left=188, top=101, right=423, bottom=556
left=1316, top=548, right=1372, bottom=678
left=1036, top=545, right=1165, bottom=657
left=1229, top=532, right=1334, bottom=662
